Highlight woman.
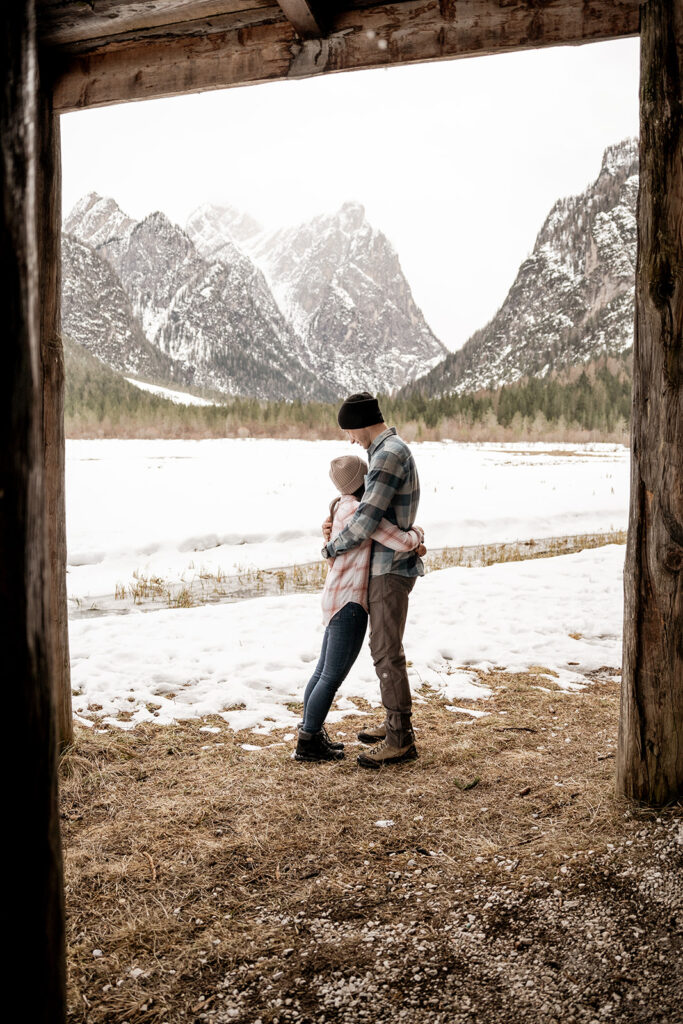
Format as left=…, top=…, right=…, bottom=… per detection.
left=295, top=454, right=425, bottom=763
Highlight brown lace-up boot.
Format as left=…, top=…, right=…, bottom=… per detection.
left=357, top=722, right=386, bottom=744
left=356, top=737, right=418, bottom=769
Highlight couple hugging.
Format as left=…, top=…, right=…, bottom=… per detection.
left=295, top=391, right=426, bottom=769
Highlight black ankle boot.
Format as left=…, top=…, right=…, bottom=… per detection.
left=294, top=729, right=344, bottom=763
left=321, top=725, right=344, bottom=750
left=296, top=722, right=344, bottom=751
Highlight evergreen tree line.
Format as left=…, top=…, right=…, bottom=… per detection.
left=382, top=351, right=632, bottom=440
left=64, top=337, right=633, bottom=443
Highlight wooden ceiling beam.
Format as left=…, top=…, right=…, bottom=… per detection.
left=37, top=1, right=275, bottom=47
left=41, top=8, right=287, bottom=57
left=275, top=1, right=327, bottom=39
left=47, top=0, right=641, bottom=114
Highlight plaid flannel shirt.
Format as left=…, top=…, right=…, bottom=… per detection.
left=321, top=495, right=423, bottom=625
left=323, top=427, right=423, bottom=578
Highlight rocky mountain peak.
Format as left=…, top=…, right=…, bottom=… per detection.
left=64, top=191, right=136, bottom=249
left=336, top=201, right=367, bottom=234
left=184, top=204, right=256, bottom=269
left=183, top=198, right=447, bottom=395
left=138, top=209, right=176, bottom=232
left=127, top=211, right=198, bottom=267
left=407, top=138, right=639, bottom=399
left=597, top=137, right=639, bottom=182
left=186, top=203, right=262, bottom=249
left=61, top=232, right=191, bottom=385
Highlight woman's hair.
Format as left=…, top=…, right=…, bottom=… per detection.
left=329, top=483, right=365, bottom=521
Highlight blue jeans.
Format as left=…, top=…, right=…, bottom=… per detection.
left=302, top=602, right=368, bottom=733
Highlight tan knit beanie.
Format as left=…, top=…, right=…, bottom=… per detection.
left=329, top=455, right=367, bottom=495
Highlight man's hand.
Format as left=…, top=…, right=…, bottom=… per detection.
left=416, top=543, right=427, bottom=557
left=322, top=516, right=332, bottom=543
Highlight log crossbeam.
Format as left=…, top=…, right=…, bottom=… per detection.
left=36, top=1, right=276, bottom=47
left=276, top=0, right=327, bottom=39
left=42, top=0, right=641, bottom=114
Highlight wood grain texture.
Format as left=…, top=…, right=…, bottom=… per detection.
left=41, top=6, right=288, bottom=57
left=47, top=0, right=641, bottom=113
left=36, top=76, right=73, bottom=752
left=1, top=1, right=66, bottom=1018
left=276, top=0, right=328, bottom=38
left=37, top=0, right=274, bottom=45
left=618, top=0, right=683, bottom=805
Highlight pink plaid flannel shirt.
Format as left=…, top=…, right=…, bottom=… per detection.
left=320, top=494, right=423, bottom=626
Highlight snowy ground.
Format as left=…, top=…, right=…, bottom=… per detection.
left=67, top=438, right=627, bottom=603
left=70, top=543, right=625, bottom=733
left=66, top=437, right=628, bottom=734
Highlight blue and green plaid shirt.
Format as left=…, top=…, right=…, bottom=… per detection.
left=323, top=427, right=423, bottom=578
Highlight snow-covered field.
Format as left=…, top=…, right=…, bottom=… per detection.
left=67, top=438, right=627, bottom=602
left=67, top=439, right=629, bottom=733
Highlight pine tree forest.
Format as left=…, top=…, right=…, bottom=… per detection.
left=65, top=338, right=633, bottom=444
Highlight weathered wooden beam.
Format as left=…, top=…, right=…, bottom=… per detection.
left=43, top=6, right=288, bottom=57
left=618, top=0, right=683, bottom=805
left=1, top=1, right=66, bottom=1019
left=37, top=68, right=73, bottom=752
left=49, top=0, right=641, bottom=114
left=276, top=0, right=327, bottom=39
left=37, top=0, right=274, bottom=47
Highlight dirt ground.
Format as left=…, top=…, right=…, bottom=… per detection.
left=60, top=668, right=683, bottom=1024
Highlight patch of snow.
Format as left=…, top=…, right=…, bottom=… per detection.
left=124, top=378, right=218, bottom=407
left=446, top=706, right=490, bottom=718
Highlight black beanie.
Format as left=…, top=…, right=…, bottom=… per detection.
left=337, top=392, right=384, bottom=430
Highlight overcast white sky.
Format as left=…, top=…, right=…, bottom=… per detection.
left=61, top=36, right=639, bottom=352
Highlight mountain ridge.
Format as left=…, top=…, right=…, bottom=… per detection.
left=406, top=138, right=638, bottom=398
left=64, top=193, right=447, bottom=401
left=185, top=199, right=448, bottom=395
left=64, top=197, right=334, bottom=401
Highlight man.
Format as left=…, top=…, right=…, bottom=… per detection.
left=322, top=391, right=423, bottom=769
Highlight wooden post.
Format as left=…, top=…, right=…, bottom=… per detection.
left=618, top=0, right=683, bottom=804
left=1, top=3, right=66, bottom=1019
left=37, top=70, right=73, bottom=751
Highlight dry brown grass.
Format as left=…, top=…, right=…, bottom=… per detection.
left=58, top=666, right=663, bottom=1022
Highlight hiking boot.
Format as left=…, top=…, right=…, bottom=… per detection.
left=356, top=738, right=418, bottom=770
left=321, top=725, right=344, bottom=750
left=296, top=722, right=344, bottom=751
left=294, top=729, right=344, bottom=763
left=357, top=722, right=387, bottom=744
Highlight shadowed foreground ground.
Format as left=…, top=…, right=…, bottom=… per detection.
left=61, top=669, right=682, bottom=1023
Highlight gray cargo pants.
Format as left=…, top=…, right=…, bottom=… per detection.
left=368, top=573, right=416, bottom=748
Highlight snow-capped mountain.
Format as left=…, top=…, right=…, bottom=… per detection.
left=186, top=200, right=448, bottom=394
left=64, top=192, right=136, bottom=248
left=63, top=194, right=332, bottom=401
left=61, top=233, right=190, bottom=384
left=409, top=138, right=639, bottom=397
left=187, top=204, right=262, bottom=258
